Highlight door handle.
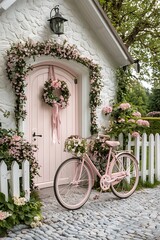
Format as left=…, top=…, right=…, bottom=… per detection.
left=32, top=132, right=42, bottom=137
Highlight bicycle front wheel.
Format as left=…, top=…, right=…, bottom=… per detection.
left=54, top=157, right=92, bottom=210
left=109, top=153, right=139, bottom=198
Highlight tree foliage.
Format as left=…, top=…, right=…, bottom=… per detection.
left=116, top=68, right=150, bottom=116
left=125, top=79, right=150, bottom=116
left=98, top=0, right=160, bottom=86
left=148, top=89, right=160, bottom=111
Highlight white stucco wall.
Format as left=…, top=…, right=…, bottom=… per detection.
left=0, top=0, right=117, bottom=131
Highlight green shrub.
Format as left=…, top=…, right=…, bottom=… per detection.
left=0, top=192, right=42, bottom=237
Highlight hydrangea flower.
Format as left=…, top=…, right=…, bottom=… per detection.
left=136, top=119, right=150, bottom=127
left=0, top=211, right=12, bottom=221
left=131, top=132, right=140, bottom=138
left=132, top=111, right=141, bottom=118
left=119, top=103, right=131, bottom=110
left=13, top=196, right=27, bottom=206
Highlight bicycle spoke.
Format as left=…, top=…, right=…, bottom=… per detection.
left=54, top=158, right=92, bottom=210
left=110, top=153, right=139, bottom=198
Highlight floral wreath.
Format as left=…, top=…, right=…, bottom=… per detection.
left=6, top=40, right=103, bottom=134
left=42, top=78, right=70, bottom=108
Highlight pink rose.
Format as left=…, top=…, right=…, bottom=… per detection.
left=12, top=135, right=21, bottom=141
left=52, top=80, right=61, bottom=89
left=102, top=106, right=112, bottom=115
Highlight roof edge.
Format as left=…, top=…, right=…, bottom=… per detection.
left=92, top=0, right=134, bottom=64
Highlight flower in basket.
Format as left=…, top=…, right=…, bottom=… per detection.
left=64, top=135, right=88, bottom=157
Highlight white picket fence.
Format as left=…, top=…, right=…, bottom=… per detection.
left=119, top=133, right=160, bottom=184
left=0, top=160, right=30, bottom=201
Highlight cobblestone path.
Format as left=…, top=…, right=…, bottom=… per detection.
left=3, top=186, right=160, bottom=240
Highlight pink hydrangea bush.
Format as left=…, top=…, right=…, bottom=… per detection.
left=103, top=102, right=150, bottom=141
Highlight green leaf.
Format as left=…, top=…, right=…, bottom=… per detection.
left=6, top=202, right=14, bottom=211
left=0, top=192, right=6, bottom=203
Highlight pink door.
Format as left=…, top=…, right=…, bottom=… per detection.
left=25, top=65, right=78, bottom=188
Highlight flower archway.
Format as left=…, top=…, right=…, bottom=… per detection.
left=6, top=39, right=103, bottom=134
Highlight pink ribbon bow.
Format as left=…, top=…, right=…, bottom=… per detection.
left=52, top=103, right=61, bottom=144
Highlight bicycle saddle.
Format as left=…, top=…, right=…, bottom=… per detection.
left=105, top=141, right=120, bottom=147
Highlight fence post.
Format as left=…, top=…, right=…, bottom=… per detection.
left=141, top=133, right=147, bottom=182
left=11, top=161, right=20, bottom=198
left=0, top=161, right=8, bottom=201
left=134, top=135, right=140, bottom=163
left=148, top=134, right=154, bottom=184
left=118, top=133, right=123, bottom=148
left=22, top=160, right=30, bottom=201
left=126, top=134, right=132, bottom=151
left=155, top=133, right=160, bottom=181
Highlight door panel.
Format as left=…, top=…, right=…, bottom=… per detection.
left=25, top=65, right=78, bottom=188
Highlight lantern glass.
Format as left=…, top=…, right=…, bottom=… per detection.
left=51, top=18, right=64, bottom=35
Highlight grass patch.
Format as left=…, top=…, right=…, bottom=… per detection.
left=136, top=177, right=160, bottom=190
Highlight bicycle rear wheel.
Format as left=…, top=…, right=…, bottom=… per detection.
left=109, top=153, right=139, bottom=198
left=54, top=157, right=92, bottom=210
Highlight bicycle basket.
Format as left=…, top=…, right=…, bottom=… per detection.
left=64, top=135, right=88, bottom=157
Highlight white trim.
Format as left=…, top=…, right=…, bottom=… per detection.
left=73, top=0, right=133, bottom=66
left=91, top=2, right=128, bottom=61
left=0, top=0, right=16, bottom=10
left=80, top=72, right=90, bottom=137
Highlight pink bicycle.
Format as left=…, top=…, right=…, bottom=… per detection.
left=54, top=134, right=139, bottom=210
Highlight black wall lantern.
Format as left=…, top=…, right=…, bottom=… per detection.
left=48, top=5, right=68, bottom=36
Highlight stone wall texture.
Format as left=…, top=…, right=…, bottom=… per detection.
left=0, top=0, right=117, bottom=130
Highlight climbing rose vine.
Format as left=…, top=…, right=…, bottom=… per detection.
left=0, top=128, right=39, bottom=190
left=6, top=39, right=103, bottom=134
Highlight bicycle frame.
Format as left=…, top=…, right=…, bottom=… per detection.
left=79, top=147, right=129, bottom=186
left=82, top=146, right=114, bottom=179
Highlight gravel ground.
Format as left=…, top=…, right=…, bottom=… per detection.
left=2, top=186, right=160, bottom=240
